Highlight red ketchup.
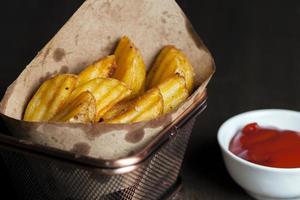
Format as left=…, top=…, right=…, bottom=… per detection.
left=229, top=123, right=300, bottom=168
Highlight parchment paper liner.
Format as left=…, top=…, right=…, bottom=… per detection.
left=0, top=0, right=215, bottom=160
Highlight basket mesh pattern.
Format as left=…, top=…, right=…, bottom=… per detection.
left=0, top=118, right=195, bottom=200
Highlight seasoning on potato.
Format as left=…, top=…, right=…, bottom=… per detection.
left=77, top=55, right=117, bottom=87
left=102, top=100, right=133, bottom=121
left=50, top=91, right=96, bottom=123
left=146, top=45, right=195, bottom=93
left=157, top=74, right=189, bottom=114
left=24, top=74, right=78, bottom=122
left=23, top=36, right=195, bottom=124
left=105, top=88, right=163, bottom=124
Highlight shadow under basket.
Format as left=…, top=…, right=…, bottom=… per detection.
left=0, top=95, right=207, bottom=200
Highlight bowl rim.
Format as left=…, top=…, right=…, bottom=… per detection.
left=217, top=109, right=300, bottom=172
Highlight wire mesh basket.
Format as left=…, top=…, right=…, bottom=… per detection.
left=0, top=95, right=207, bottom=200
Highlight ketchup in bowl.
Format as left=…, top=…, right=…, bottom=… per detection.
left=229, top=123, right=300, bottom=168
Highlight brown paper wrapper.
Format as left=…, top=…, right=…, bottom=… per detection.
left=0, top=0, right=215, bottom=160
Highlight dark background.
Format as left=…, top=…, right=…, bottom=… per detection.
left=0, top=0, right=299, bottom=199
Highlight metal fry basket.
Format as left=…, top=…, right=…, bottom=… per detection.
left=0, top=95, right=207, bottom=200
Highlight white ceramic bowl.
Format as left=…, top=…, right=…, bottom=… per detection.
left=217, top=109, right=300, bottom=200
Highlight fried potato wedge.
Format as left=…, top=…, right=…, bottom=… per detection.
left=113, top=36, right=146, bottom=99
left=157, top=74, right=189, bottom=114
left=105, top=88, right=163, bottom=124
left=69, top=78, right=132, bottom=121
left=146, top=45, right=195, bottom=93
left=77, top=55, right=117, bottom=87
left=102, top=100, right=133, bottom=121
left=23, top=74, right=78, bottom=122
left=50, top=91, right=96, bottom=123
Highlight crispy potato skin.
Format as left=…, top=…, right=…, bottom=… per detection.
left=113, top=36, right=146, bottom=99
left=105, top=88, right=163, bottom=124
left=50, top=91, right=96, bottom=123
left=146, top=46, right=195, bottom=93
left=157, top=74, right=189, bottom=114
left=102, top=100, right=133, bottom=121
left=69, top=78, right=132, bottom=121
left=23, top=74, right=78, bottom=122
left=77, top=55, right=117, bottom=87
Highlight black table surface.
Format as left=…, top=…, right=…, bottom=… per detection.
left=0, top=0, right=299, bottom=199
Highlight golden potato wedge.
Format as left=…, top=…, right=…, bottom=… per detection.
left=77, top=55, right=117, bottom=87
left=157, top=74, right=189, bottom=114
left=69, top=78, right=132, bottom=121
left=113, top=36, right=146, bottom=99
left=105, top=88, right=163, bottom=124
left=146, top=45, right=195, bottom=93
left=102, top=100, right=133, bottom=121
left=23, top=74, right=78, bottom=122
left=50, top=91, right=96, bottom=123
